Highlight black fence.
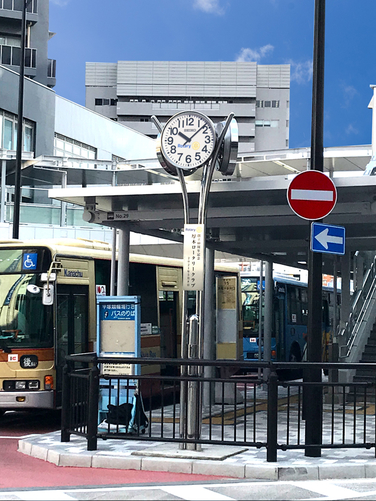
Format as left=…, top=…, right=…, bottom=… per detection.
left=61, top=354, right=376, bottom=461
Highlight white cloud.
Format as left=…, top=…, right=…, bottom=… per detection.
left=289, top=60, right=313, bottom=84
left=49, top=0, right=70, bottom=5
left=346, top=123, right=359, bottom=135
left=193, top=0, right=224, bottom=15
left=236, top=45, right=274, bottom=63
left=342, top=84, right=358, bottom=108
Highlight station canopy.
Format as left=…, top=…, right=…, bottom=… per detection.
left=44, top=144, right=376, bottom=275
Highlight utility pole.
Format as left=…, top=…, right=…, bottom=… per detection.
left=13, top=0, right=30, bottom=239
left=305, top=0, right=325, bottom=458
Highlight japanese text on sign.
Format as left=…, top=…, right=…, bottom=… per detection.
left=183, top=224, right=204, bottom=291
left=99, top=302, right=136, bottom=321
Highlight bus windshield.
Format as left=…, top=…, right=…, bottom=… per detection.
left=0, top=273, right=53, bottom=349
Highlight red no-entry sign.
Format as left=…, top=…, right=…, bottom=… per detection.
left=287, top=170, right=337, bottom=220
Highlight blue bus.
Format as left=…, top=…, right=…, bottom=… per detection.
left=241, top=273, right=338, bottom=363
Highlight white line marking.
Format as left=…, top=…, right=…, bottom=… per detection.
left=294, top=480, right=372, bottom=500
left=11, top=491, right=75, bottom=500
left=291, top=189, right=333, bottom=201
left=163, top=485, right=234, bottom=500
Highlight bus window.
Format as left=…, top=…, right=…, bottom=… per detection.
left=287, top=285, right=308, bottom=326
left=0, top=274, right=53, bottom=349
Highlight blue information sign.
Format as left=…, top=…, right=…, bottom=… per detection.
left=96, top=296, right=141, bottom=426
left=311, top=223, right=345, bottom=255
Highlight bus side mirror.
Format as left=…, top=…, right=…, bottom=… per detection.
left=42, top=283, right=54, bottom=306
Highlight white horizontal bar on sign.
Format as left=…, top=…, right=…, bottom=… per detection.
left=290, top=189, right=334, bottom=201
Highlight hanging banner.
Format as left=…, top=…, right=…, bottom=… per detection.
left=183, top=224, right=205, bottom=291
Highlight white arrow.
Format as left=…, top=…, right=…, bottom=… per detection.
left=315, top=228, right=343, bottom=249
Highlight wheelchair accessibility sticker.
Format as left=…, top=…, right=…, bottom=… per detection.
left=22, top=253, right=38, bottom=270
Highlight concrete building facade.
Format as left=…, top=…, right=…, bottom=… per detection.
left=85, top=61, right=290, bottom=155
left=0, top=0, right=56, bottom=88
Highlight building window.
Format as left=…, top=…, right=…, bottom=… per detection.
left=23, top=125, right=33, bottom=152
left=255, top=119, right=279, bottom=128
left=95, top=98, right=103, bottom=106
left=3, top=119, right=13, bottom=149
left=110, top=99, right=117, bottom=106
left=264, top=101, right=271, bottom=108
left=1, top=0, right=37, bottom=13
left=272, top=100, right=280, bottom=108
left=103, top=99, right=109, bottom=105
left=0, top=110, right=35, bottom=152
left=54, top=133, right=96, bottom=160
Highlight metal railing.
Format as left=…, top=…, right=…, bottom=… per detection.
left=61, top=354, right=376, bottom=461
left=340, top=255, right=376, bottom=359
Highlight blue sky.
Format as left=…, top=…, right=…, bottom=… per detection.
left=48, top=0, right=376, bottom=150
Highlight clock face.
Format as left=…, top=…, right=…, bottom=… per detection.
left=161, top=112, right=216, bottom=170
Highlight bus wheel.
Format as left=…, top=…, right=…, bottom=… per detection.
left=289, top=342, right=302, bottom=362
left=0, top=410, right=5, bottom=418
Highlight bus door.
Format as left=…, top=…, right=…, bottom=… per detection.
left=159, top=290, right=178, bottom=375
left=55, top=284, right=89, bottom=405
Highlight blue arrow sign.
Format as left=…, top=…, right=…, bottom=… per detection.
left=311, top=223, right=345, bottom=255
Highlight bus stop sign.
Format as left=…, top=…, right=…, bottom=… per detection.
left=287, top=170, right=337, bottom=220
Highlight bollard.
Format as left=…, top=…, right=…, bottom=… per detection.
left=266, top=369, right=278, bottom=462
left=87, top=363, right=99, bottom=451
left=61, top=362, right=71, bottom=443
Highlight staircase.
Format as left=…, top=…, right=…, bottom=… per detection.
left=339, top=255, right=376, bottom=394
left=352, top=322, right=376, bottom=386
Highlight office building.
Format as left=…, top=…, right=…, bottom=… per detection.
left=85, top=61, right=290, bottom=155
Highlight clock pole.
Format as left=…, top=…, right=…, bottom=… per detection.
left=154, top=112, right=238, bottom=450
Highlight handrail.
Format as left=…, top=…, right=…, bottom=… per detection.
left=340, top=255, right=376, bottom=359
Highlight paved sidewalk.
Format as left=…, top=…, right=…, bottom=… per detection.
left=18, top=430, right=376, bottom=482
left=18, top=380, right=376, bottom=482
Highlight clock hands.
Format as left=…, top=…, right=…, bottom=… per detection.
left=178, top=131, right=191, bottom=143
left=182, top=124, right=207, bottom=146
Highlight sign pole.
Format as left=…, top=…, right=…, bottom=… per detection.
left=305, top=0, right=325, bottom=458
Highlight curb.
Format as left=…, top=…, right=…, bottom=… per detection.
left=17, top=438, right=376, bottom=481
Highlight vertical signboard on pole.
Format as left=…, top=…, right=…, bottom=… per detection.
left=183, top=224, right=205, bottom=291
left=96, top=296, right=141, bottom=422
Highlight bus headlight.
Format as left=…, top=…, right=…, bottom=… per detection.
left=15, top=381, right=27, bottom=390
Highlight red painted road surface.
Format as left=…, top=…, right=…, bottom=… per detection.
left=0, top=411, right=227, bottom=490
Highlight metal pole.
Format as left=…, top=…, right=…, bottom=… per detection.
left=305, top=0, right=325, bottom=458
left=264, top=260, right=273, bottom=383
left=177, top=168, right=190, bottom=449
left=60, top=171, right=67, bottom=227
left=1, top=160, right=6, bottom=224
left=110, top=229, right=117, bottom=296
left=203, top=245, right=215, bottom=408
left=110, top=170, right=117, bottom=296
left=258, top=260, right=263, bottom=379
left=13, top=0, right=29, bottom=240
left=117, top=226, right=130, bottom=296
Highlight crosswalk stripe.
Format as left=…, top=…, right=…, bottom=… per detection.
left=163, top=485, right=234, bottom=500
left=10, top=491, right=75, bottom=500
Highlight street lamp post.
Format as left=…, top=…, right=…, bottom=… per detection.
left=13, top=0, right=30, bottom=239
